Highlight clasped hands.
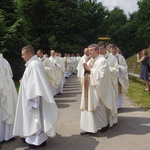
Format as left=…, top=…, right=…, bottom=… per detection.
left=83, top=63, right=92, bottom=71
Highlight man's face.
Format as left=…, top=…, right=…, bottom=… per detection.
left=88, top=47, right=98, bottom=58
left=110, top=47, right=117, bottom=55
left=37, top=50, right=43, bottom=58
left=99, top=45, right=106, bottom=55
left=58, top=53, right=62, bottom=57
left=84, top=49, right=89, bottom=56
left=21, top=49, right=31, bottom=62
left=51, top=51, right=55, bottom=57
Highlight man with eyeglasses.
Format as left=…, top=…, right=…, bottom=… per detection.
left=80, top=44, right=117, bottom=135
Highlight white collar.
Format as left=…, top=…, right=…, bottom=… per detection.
left=104, top=51, right=110, bottom=58
left=91, top=54, right=102, bottom=62
left=25, top=55, right=38, bottom=67
left=39, top=56, right=46, bottom=61
left=113, top=53, right=119, bottom=58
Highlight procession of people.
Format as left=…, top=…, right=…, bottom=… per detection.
left=0, top=42, right=129, bottom=148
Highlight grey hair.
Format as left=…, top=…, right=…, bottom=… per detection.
left=88, top=44, right=99, bottom=51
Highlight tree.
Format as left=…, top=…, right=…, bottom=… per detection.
left=102, top=7, right=127, bottom=50
left=136, top=0, right=150, bottom=49
left=17, top=0, right=107, bottom=54
left=0, top=9, right=6, bottom=53
left=0, top=0, right=30, bottom=79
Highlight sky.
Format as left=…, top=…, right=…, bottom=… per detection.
left=97, top=0, right=139, bottom=15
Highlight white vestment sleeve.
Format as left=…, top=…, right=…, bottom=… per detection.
left=28, top=97, right=40, bottom=109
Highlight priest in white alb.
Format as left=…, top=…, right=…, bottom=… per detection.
left=110, top=44, right=129, bottom=109
left=77, top=47, right=91, bottom=84
left=0, top=54, right=18, bottom=142
left=49, top=50, right=64, bottom=94
left=58, top=53, right=66, bottom=86
left=98, top=41, right=119, bottom=124
left=70, top=54, right=77, bottom=74
left=76, top=53, right=81, bottom=66
left=80, top=44, right=117, bottom=135
left=37, top=49, right=58, bottom=96
left=13, top=45, right=58, bottom=149
left=67, top=54, right=73, bottom=76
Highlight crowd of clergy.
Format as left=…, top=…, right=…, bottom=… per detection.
left=0, top=42, right=129, bottom=148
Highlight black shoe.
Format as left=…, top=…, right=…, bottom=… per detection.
left=80, top=131, right=93, bottom=135
left=7, top=137, right=15, bottom=142
left=99, top=125, right=109, bottom=133
left=20, top=138, right=27, bottom=143
left=28, top=141, right=47, bottom=149
left=80, top=131, right=87, bottom=135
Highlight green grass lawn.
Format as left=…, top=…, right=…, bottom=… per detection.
left=126, top=48, right=150, bottom=111
left=126, top=75, right=150, bottom=111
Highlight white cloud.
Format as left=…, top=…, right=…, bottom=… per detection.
left=97, top=0, right=139, bottom=15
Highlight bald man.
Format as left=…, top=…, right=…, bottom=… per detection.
left=77, top=48, right=91, bottom=84
left=49, top=50, right=64, bottom=94
left=37, top=49, right=57, bottom=96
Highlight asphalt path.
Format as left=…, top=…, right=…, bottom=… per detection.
left=1, top=75, right=150, bottom=150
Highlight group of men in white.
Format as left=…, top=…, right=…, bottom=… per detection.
left=0, top=45, right=81, bottom=148
left=77, top=42, right=129, bottom=135
left=37, top=49, right=82, bottom=96
left=0, top=42, right=129, bottom=148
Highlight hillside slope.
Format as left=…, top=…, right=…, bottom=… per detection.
left=126, top=49, right=150, bottom=74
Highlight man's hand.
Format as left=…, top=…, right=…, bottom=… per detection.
left=83, top=63, right=91, bottom=71
left=19, top=78, right=22, bottom=83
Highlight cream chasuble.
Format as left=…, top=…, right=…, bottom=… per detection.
left=104, top=52, right=119, bottom=124
left=104, top=52, right=119, bottom=95
left=49, top=56, right=62, bottom=88
left=76, top=56, right=81, bottom=66
left=80, top=55, right=117, bottom=133
left=13, top=55, right=58, bottom=137
left=39, top=56, right=58, bottom=88
left=114, top=53, right=129, bottom=93
left=0, top=54, right=17, bottom=141
left=113, top=53, right=129, bottom=109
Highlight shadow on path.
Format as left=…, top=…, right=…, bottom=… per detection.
left=1, top=134, right=99, bottom=150
left=118, top=107, right=146, bottom=113
left=92, top=115, right=150, bottom=138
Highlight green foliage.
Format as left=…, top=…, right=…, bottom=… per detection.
left=16, top=0, right=107, bottom=53
left=48, top=34, right=58, bottom=49
left=102, top=7, right=128, bottom=55
left=0, top=1, right=30, bottom=80
left=0, top=9, right=6, bottom=53
left=136, top=0, right=150, bottom=48
left=0, top=0, right=149, bottom=79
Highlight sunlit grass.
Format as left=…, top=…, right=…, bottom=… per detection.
left=15, top=81, right=19, bottom=92
left=126, top=75, right=150, bottom=111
